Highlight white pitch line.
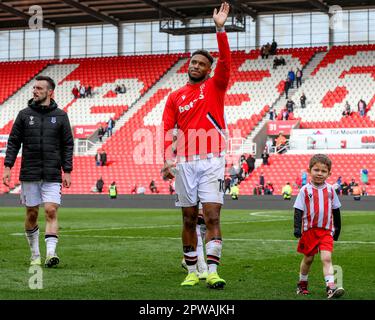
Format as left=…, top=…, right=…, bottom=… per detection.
left=8, top=233, right=375, bottom=245
left=16, top=217, right=289, bottom=234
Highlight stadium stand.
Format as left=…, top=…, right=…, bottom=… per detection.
left=1, top=45, right=375, bottom=195
left=293, top=44, right=375, bottom=128
left=237, top=153, right=375, bottom=196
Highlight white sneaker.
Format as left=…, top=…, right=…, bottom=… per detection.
left=30, top=256, right=41, bottom=266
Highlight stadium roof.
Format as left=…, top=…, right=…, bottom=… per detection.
left=0, top=0, right=373, bottom=30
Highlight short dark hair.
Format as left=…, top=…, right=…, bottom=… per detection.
left=191, top=50, right=214, bottom=65
left=35, top=76, right=56, bottom=90
left=309, top=154, right=332, bottom=171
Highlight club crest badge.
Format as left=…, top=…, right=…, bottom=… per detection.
left=29, top=116, right=34, bottom=125
left=51, top=117, right=56, bottom=124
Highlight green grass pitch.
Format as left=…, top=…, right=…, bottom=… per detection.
left=0, top=207, right=374, bottom=300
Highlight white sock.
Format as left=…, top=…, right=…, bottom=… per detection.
left=299, top=273, right=308, bottom=281
left=325, top=275, right=335, bottom=287
left=183, top=250, right=197, bottom=274
left=45, top=235, right=58, bottom=256
left=25, top=226, right=40, bottom=259
left=208, top=264, right=217, bottom=274
left=206, top=239, right=222, bottom=274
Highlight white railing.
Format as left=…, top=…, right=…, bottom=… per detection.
left=74, top=139, right=96, bottom=155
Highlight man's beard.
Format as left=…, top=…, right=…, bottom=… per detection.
left=33, top=95, right=48, bottom=105
left=188, top=72, right=206, bottom=83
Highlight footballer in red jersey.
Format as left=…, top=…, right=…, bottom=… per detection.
left=162, top=2, right=230, bottom=289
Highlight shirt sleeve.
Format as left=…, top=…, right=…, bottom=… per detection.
left=212, top=32, right=231, bottom=90
left=4, top=112, right=24, bottom=169
left=162, top=93, right=177, bottom=161
left=332, top=188, right=342, bottom=209
left=293, top=188, right=305, bottom=211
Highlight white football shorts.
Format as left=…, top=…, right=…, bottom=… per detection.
left=175, top=156, right=225, bottom=207
left=20, top=181, right=62, bottom=207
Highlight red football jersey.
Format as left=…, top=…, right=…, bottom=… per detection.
left=294, top=182, right=341, bottom=232
left=162, top=32, right=231, bottom=161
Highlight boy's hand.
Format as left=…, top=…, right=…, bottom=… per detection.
left=333, top=233, right=339, bottom=241
left=294, top=229, right=302, bottom=238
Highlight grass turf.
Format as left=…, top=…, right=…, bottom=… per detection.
left=0, top=208, right=374, bottom=300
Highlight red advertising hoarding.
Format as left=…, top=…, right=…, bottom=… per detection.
left=267, top=120, right=299, bottom=135
left=73, top=125, right=97, bottom=139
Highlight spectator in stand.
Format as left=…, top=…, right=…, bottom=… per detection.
left=96, top=177, right=104, bottom=193
left=107, top=117, right=115, bottom=137
left=131, top=184, right=137, bottom=194
left=296, top=68, right=303, bottom=88
left=136, top=185, right=146, bottom=194
left=301, top=170, right=308, bottom=187
left=288, top=69, right=295, bottom=88
left=115, top=85, right=121, bottom=94
left=282, top=108, right=289, bottom=121
left=284, top=78, right=290, bottom=99
left=264, top=43, right=271, bottom=59
left=86, top=85, right=92, bottom=98
left=273, top=56, right=286, bottom=69
left=109, top=181, right=117, bottom=199
left=266, top=137, right=273, bottom=154
left=246, top=154, right=256, bottom=174
left=282, top=182, right=292, bottom=200
left=261, top=43, right=271, bottom=59
left=240, top=160, right=249, bottom=180
left=270, top=39, right=277, bottom=55
left=341, top=181, right=349, bottom=195
left=269, top=106, right=276, bottom=120
left=259, top=172, right=265, bottom=192
left=100, top=150, right=107, bottom=166
left=229, top=164, right=238, bottom=186
left=79, top=85, right=86, bottom=98
left=275, top=132, right=287, bottom=153
left=230, top=183, right=239, bottom=200
left=95, top=152, right=101, bottom=166
left=224, top=175, right=231, bottom=194
left=286, top=99, right=295, bottom=113
left=335, top=176, right=342, bottom=195
left=273, top=56, right=278, bottom=69
left=98, top=126, right=105, bottom=142
left=264, top=182, right=274, bottom=195
left=360, top=168, right=369, bottom=185
left=300, top=92, right=306, bottom=109
left=357, top=99, right=367, bottom=117
left=352, top=184, right=362, bottom=201
left=253, top=184, right=262, bottom=195
left=149, top=179, right=159, bottom=193
left=342, top=101, right=352, bottom=117
left=348, top=178, right=356, bottom=194
left=72, top=85, right=79, bottom=99
left=261, top=148, right=269, bottom=165
left=120, top=84, right=127, bottom=94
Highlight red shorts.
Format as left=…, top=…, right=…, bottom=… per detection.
left=297, top=228, right=333, bottom=256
